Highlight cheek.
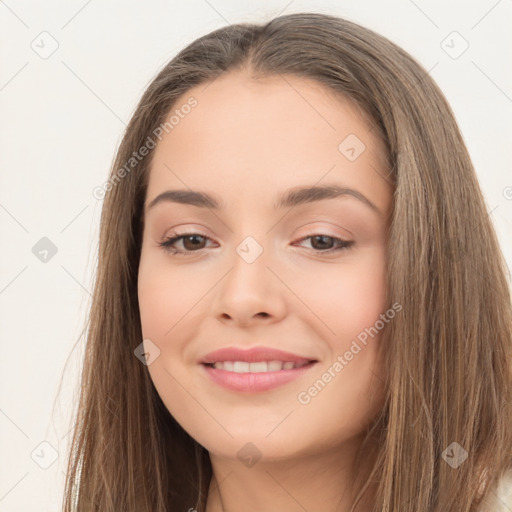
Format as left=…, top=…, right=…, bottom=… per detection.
left=137, top=260, right=207, bottom=429
left=137, top=256, right=204, bottom=345
left=292, top=263, right=388, bottom=445
left=138, top=276, right=179, bottom=340
left=295, top=248, right=388, bottom=343
left=290, top=248, right=388, bottom=414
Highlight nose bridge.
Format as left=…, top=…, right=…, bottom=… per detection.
left=212, top=232, right=287, bottom=323
left=235, top=234, right=266, bottom=266
left=228, top=234, right=271, bottom=294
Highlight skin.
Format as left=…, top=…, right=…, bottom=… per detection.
left=137, top=69, right=393, bottom=511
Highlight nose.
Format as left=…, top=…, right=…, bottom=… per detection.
left=211, top=242, right=287, bottom=328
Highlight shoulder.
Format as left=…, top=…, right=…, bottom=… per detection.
left=479, top=468, right=512, bottom=511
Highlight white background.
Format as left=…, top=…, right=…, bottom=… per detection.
left=0, top=0, right=511, bottom=510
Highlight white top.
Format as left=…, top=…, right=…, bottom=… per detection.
left=479, top=468, right=512, bottom=511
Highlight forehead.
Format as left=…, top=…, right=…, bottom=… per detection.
left=146, top=70, right=392, bottom=215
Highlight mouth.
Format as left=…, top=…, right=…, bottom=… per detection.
left=202, top=360, right=314, bottom=373
left=200, top=359, right=318, bottom=393
left=199, top=346, right=319, bottom=392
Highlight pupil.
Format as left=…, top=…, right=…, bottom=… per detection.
left=313, top=235, right=332, bottom=250
left=184, top=235, right=204, bottom=250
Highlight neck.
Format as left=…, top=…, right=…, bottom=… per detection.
left=204, top=437, right=379, bottom=512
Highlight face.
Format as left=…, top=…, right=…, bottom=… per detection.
left=137, top=70, right=393, bottom=462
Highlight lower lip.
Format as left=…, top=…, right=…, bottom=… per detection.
left=201, top=362, right=317, bottom=392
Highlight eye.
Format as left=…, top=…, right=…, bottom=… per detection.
left=294, top=234, right=354, bottom=254
left=158, top=232, right=215, bottom=256
left=158, top=232, right=354, bottom=257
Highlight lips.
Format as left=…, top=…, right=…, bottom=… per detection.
left=199, top=346, right=318, bottom=392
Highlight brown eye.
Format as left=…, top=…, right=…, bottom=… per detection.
left=310, top=235, right=335, bottom=250
left=180, top=234, right=207, bottom=251
left=159, top=233, right=214, bottom=255
left=295, top=234, right=354, bottom=254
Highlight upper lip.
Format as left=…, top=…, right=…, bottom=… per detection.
left=200, top=346, right=318, bottom=364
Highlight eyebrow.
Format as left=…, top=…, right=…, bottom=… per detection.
left=145, top=184, right=380, bottom=214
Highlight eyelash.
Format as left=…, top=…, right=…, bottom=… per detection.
left=158, top=231, right=354, bottom=257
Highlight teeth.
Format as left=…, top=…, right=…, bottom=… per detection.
left=248, top=361, right=267, bottom=373
left=211, top=360, right=309, bottom=372
left=267, top=360, right=284, bottom=371
left=233, top=361, right=250, bottom=373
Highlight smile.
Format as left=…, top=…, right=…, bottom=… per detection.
left=201, top=360, right=317, bottom=392
left=206, top=360, right=311, bottom=372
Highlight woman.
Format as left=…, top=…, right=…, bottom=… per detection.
left=62, top=12, right=512, bottom=511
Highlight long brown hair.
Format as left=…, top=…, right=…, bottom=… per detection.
left=62, top=12, right=512, bottom=511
